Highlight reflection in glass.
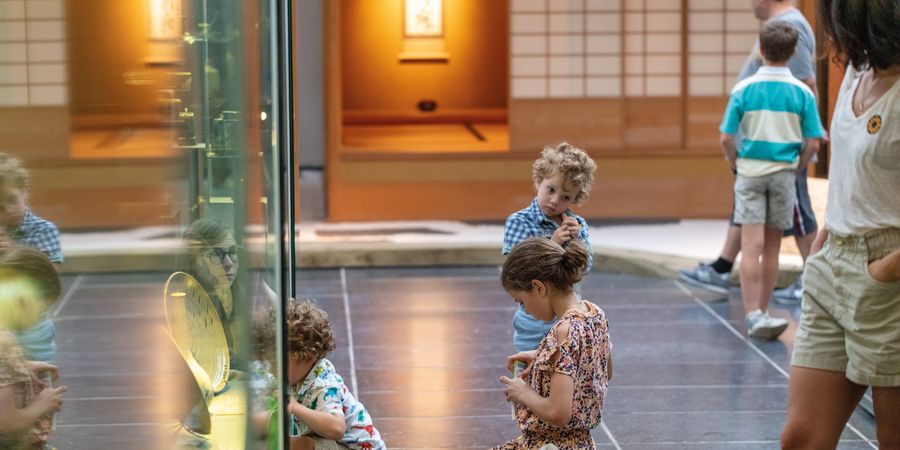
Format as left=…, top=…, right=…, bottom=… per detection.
left=0, top=0, right=287, bottom=447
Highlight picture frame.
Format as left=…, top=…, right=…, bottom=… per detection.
left=404, top=0, right=443, bottom=38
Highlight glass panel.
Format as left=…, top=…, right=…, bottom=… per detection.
left=0, top=0, right=286, bottom=448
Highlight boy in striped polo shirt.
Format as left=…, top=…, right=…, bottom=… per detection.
left=720, top=20, right=824, bottom=340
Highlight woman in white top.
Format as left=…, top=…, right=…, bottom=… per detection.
left=781, top=1, right=900, bottom=449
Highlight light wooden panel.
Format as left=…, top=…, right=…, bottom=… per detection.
left=624, top=98, right=682, bottom=150
left=27, top=160, right=181, bottom=229
left=685, top=96, right=728, bottom=154
left=510, top=97, right=699, bottom=154
left=0, top=107, right=69, bottom=161
left=509, top=98, right=624, bottom=153
left=327, top=155, right=733, bottom=221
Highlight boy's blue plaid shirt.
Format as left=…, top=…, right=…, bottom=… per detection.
left=9, top=209, right=63, bottom=263
left=502, top=198, right=592, bottom=270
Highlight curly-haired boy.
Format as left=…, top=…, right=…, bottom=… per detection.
left=502, top=142, right=597, bottom=352
left=287, top=299, right=385, bottom=450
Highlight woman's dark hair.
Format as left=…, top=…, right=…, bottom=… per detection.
left=501, top=237, right=589, bottom=292
left=817, top=0, right=900, bottom=70
left=184, top=218, right=232, bottom=252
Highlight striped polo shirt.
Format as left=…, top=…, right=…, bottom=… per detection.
left=720, top=66, right=824, bottom=177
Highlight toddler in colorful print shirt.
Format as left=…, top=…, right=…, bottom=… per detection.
left=286, top=299, right=385, bottom=450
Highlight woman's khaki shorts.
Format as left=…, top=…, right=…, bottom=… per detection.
left=792, top=228, right=900, bottom=386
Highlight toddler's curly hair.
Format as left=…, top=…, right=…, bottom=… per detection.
left=532, top=142, right=596, bottom=205
left=286, top=298, right=335, bottom=362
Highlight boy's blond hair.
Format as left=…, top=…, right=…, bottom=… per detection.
left=0, top=153, right=28, bottom=190
left=532, top=142, right=596, bottom=205
left=286, top=298, right=335, bottom=362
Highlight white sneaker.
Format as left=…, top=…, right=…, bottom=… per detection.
left=746, top=311, right=788, bottom=340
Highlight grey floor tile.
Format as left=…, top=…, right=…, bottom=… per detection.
left=605, top=385, right=788, bottom=413
left=352, top=340, right=514, bottom=369
left=49, top=423, right=178, bottom=450
left=355, top=367, right=513, bottom=393
left=612, top=361, right=787, bottom=387
left=80, top=272, right=172, bottom=285
left=361, top=389, right=509, bottom=418
left=612, top=323, right=774, bottom=364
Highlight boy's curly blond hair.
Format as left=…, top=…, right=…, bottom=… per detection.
left=286, top=298, right=335, bottom=362
left=532, top=142, right=596, bottom=205
left=0, top=153, right=29, bottom=190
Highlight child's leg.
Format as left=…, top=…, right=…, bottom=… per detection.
left=739, top=224, right=766, bottom=313
left=758, top=225, right=783, bottom=312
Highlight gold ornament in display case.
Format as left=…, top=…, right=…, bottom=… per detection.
left=164, top=271, right=230, bottom=393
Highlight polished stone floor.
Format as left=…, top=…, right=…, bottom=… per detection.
left=49, top=267, right=878, bottom=449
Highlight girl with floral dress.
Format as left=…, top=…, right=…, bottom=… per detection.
left=493, top=237, right=613, bottom=450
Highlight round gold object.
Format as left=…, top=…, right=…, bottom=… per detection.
left=867, top=115, right=882, bottom=134
left=164, top=271, right=230, bottom=393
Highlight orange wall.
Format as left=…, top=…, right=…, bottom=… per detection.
left=67, top=0, right=171, bottom=118
left=341, top=0, right=508, bottom=112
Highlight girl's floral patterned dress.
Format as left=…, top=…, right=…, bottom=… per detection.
left=0, top=331, right=52, bottom=450
left=493, top=301, right=612, bottom=450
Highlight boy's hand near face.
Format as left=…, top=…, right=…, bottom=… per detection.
left=551, top=212, right=581, bottom=246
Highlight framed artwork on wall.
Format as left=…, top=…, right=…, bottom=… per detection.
left=404, top=0, right=443, bottom=37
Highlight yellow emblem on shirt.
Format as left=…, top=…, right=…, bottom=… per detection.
left=867, top=115, right=882, bottom=134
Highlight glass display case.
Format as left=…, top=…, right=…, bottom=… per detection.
left=0, top=0, right=294, bottom=447
left=175, top=0, right=245, bottom=224
left=169, top=0, right=293, bottom=448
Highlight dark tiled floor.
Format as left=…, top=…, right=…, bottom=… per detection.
left=48, top=268, right=878, bottom=449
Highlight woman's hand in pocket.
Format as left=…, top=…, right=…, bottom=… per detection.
left=868, top=248, right=900, bottom=284
left=810, top=228, right=829, bottom=256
